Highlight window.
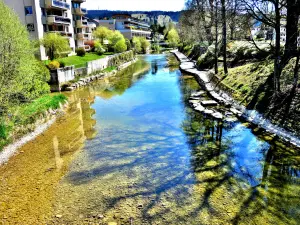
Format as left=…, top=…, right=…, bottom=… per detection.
left=25, top=6, right=33, bottom=15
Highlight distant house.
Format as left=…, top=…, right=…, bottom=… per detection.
left=97, top=14, right=152, bottom=40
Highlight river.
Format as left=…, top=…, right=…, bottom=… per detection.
left=0, top=54, right=299, bottom=225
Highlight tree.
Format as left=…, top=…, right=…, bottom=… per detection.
left=132, top=37, right=142, bottom=53
left=139, top=37, right=151, bottom=53
left=167, top=28, right=180, bottom=48
left=92, top=26, right=113, bottom=44
left=0, top=1, right=50, bottom=113
left=40, top=33, right=71, bottom=60
left=114, top=39, right=127, bottom=53
left=221, top=0, right=228, bottom=74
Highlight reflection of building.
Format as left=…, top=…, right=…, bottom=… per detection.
left=3, top=0, right=94, bottom=59
left=97, top=14, right=152, bottom=40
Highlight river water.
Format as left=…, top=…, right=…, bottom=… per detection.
left=0, top=55, right=300, bottom=225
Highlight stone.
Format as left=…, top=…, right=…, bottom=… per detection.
left=55, top=215, right=62, bottom=218
left=212, top=112, right=223, bottom=120
left=189, top=100, right=200, bottom=104
left=201, top=100, right=218, bottom=106
left=204, top=109, right=214, bottom=115
left=191, top=91, right=205, bottom=97
left=108, top=222, right=118, bottom=225
left=195, top=105, right=205, bottom=112
left=230, top=108, right=242, bottom=116
left=137, top=204, right=143, bottom=209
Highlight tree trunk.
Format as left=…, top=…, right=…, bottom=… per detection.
left=273, top=0, right=281, bottom=94
left=221, top=0, right=228, bottom=74
left=292, top=53, right=300, bottom=92
left=214, top=0, right=219, bottom=74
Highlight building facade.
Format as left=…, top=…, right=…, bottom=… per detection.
left=97, top=14, right=152, bottom=40
left=3, top=0, right=95, bottom=60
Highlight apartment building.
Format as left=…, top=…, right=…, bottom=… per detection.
left=3, top=0, right=94, bottom=60
left=97, top=14, right=152, bottom=40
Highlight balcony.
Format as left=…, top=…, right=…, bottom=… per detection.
left=76, top=20, right=88, bottom=28
left=49, top=31, right=73, bottom=38
left=47, top=15, right=71, bottom=25
left=73, top=7, right=87, bottom=15
left=46, top=0, right=70, bottom=10
left=77, top=33, right=84, bottom=39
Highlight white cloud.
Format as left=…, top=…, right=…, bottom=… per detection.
left=82, top=0, right=186, bottom=11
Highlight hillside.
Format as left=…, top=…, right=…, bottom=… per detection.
left=87, top=10, right=181, bottom=26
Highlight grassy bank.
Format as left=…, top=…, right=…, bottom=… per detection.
left=44, top=52, right=114, bottom=69
left=0, top=94, right=67, bottom=151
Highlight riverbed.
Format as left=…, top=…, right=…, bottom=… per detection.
left=0, top=55, right=299, bottom=225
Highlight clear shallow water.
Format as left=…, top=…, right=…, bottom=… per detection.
left=0, top=55, right=300, bottom=224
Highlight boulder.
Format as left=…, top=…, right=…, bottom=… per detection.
left=212, top=112, right=223, bottom=120
left=204, top=109, right=214, bottom=115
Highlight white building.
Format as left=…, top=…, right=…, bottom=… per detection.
left=98, top=14, right=152, bottom=40
left=3, top=0, right=94, bottom=60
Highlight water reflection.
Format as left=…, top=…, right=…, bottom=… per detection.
left=0, top=56, right=300, bottom=224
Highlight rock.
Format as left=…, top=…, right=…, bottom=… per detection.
left=191, top=91, right=205, bottom=97
left=212, top=112, right=223, bottom=120
left=189, top=100, right=200, bottom=104
left=97, top=214, right=104, bottom=219
left=137, top=204, right=143, bottom=209
left=201, top=100, right=218, bottom=106
left=108, top=222, right=118, bottom=225
left=195, top=105, right=205, bottom=112
left=55, top=215, right=62, bottom=218
left=204, top=109, right=214, bottom=115
left=65, top=87, right=74, bottom=91
left=230, top=108, right=243, bottom=116
left=189, top=96, right=201, bottom=100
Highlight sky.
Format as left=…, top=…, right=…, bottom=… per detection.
left=83, top=0, right=186, bottom=11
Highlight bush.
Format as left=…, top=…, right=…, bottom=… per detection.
left=58, top=60, right=66, bottom=68
left=85, top=40, right=95, bottom=50
left=47, top=60, right=60, bottom=70
left=76, top=48, right=86, bottom=57
left=114, top=39, right=127, bottom=53
left=152, top=44, right=161, bottom=52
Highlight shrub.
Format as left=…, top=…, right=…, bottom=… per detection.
left=114, top=39, right=127, bottom=53
left=0, top=121, right=8, bottom=139
left=47, top=60, right=60, bottom=70
left=95, top=41, right=106, bottom=55
left=85, top=40, right=95, bottom=50
left=76, top=47, right=86, bottom=57
left=58, top=60, right=66, bottom=68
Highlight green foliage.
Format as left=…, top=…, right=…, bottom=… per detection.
left=114, top=39, right=127, bottom=53
left=167, top=28, right=180, bottom=48
left=107, top=51, right=135, bottom=67
left=93, top=26, right=113, bottom=44
left=58, top=60, right=66, bottom=68
left=125, top=39, right=131, bottom=50
left=139, top=37, right=150, bottom=54
left=151, top=44, right=161, bottom=53
left=0, top=2, right=50, bottom=114
left=0, top=94, right=67, bottom=151
left=40, top=33, right=71, bottom=60
left=95, top=41, right=106, bottom=55
left=48, top=60, right=60, bottom=70
left=109, top=31, right=125, bottom=52
left=76, top=47, right=86, bottom=57
left=103, top=66, right=117, bottom=72
left=132, top=37, right=142, bottom=53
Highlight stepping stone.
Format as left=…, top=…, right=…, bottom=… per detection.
left=201, top=100, right=218, bottom=106
left=195, top=105, right=205, bottom=112
left=191, top=91, right=205, bottom=97
left=204, top=109, right=214, bottom=115
left=212, top=112, right=223, bottom=120
left=225, top=117, right=238, bottom=122
left=230, top=108, right=243, bottom=116
left=189, top=100, right=200, bottom=104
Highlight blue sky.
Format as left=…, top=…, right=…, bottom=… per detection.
left=83, top=0, right=186, bottom=11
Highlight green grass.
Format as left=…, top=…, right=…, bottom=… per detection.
left=0, top=94, right=67, bottom=151
left=103, top=66, right=117, bottom=73
left=44, top=52, right=114, bottom=69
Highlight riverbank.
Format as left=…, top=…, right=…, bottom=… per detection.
left=0, top=95, right=68, bottom=165
left=172, top=50, right=300, bottom=147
